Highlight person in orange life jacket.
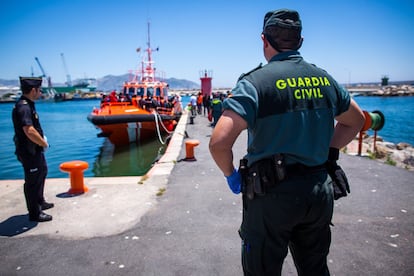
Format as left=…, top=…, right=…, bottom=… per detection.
left=197, top=92, right=203, bottom=114
left=12, top=77, right=54, bottom=222
left=209, top=9, right=365, bottom=275
left=109, top=90, right=118, bottom=102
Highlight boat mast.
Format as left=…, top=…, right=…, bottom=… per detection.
left=141, top=21, right=158, bottom=83
left=147, top=21, right=152, bottom=68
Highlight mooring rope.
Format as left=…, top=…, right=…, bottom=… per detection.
left=153, top=110, right=174, bottom=145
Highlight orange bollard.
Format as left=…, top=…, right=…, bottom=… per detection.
left=184, top=139, right=200, bottom=161
left=59, top=160, right=89, bottom=195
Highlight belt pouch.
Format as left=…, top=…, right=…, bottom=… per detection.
left=272, top=154, right=286, bottom=181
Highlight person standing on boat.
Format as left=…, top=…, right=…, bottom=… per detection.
left=12, top=77, right=54, bottom=222
left=109, top=90, right=118, bottom=102
left=209, top=9, right=365, bottom=275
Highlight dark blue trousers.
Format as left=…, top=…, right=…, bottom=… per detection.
left=19, top=151, right=48, bottom=218
left=240, top=170, right=333, bottom=276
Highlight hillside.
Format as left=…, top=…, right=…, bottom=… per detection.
left=97, top=74, right=199, bottom=91
left=0, top=75, right=200, bottom=91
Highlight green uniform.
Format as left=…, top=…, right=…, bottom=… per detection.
left=224, top=51, right=350, bottom=166
left=223, top=51, right=350, bottom=275
left=211, top=97, right=223, bottom=127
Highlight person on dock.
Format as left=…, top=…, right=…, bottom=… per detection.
left=189, top=93, right=197, bottom=117
left=203, top=94, right=211, bottom=116
left=197, top=92, right=203, bottom=115
left=210, top=93, right=223, bottom=127
left=12, top=77, right=54, bottom=222
left=209, top=9, right=365, bottom=275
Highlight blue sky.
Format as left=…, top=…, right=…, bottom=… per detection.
left=1, top=0, right=413, bottom=88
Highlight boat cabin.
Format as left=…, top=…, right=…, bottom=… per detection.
left=123, top=81, right=169, bottom=99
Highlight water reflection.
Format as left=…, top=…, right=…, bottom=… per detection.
left=92, top=138, right=167, bottom=177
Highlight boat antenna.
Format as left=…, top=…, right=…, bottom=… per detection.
left=147, top=21, right=151, bottom=52
left=141, top=21, right=159, bottom=83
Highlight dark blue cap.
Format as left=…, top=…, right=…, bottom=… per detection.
left=19, top=77, right=42, bottom=89
left=263, top=9, right=302, bottom=31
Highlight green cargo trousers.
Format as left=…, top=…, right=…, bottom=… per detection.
left=239, top=170, right=333, bottom=276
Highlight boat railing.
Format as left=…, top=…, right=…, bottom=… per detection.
left=92, top=101, right=134, bottom=114
left=100, top=101, right=131, bottom=108
left=94, top=101, right=173, bottom=114
left=156, top=106, right=174, bottom=115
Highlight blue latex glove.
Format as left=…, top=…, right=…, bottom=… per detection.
left=225, top=169, right=242, bottom=194
left=43, top=135, right=50, bottom=151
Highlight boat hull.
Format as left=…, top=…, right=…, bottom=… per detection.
left=88, top=113, right=176, bottom=125
left=87, top=105, right=178, bottom=145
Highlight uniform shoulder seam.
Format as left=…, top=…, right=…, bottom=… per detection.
left=238, top=63, right=263, bottom=81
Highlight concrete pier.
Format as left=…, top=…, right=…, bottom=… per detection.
left=1, top=111, right=413, bottom=275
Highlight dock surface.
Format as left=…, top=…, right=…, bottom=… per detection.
left=1, top=112, right=413, bottom=275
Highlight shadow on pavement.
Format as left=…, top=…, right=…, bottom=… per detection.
left=0, top=214, right=38, bottom=237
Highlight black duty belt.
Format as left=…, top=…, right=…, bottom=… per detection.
left=240, top=157, right=327, bottom=200
left=285, top=163, right=327, bottom=176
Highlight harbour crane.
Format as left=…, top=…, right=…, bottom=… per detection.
left=60, top=53, right=72, bottom=86
left=34, top=57, right=53, bottom=88
left=34, top=57, right=54, bottom=97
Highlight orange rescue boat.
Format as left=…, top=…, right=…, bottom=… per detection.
left=87, top=23, right=182, bottom=146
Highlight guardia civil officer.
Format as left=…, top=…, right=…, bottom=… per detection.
left=209, top=9, right=365, bottom=275
left=12, top=77, right=54, bottom=222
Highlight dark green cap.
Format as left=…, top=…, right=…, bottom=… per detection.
left=263, top=9, right=302, bottom=31
left=19, top=76, right=42, bottom=89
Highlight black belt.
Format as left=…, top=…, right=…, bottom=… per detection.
left=285, top=163, right=326, bottom=176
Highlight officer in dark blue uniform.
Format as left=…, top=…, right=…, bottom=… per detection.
left=209, top=9, right=365, bottom=275
left=12, top=77, right=54, bottom=222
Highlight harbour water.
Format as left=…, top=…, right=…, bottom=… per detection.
left=353, top=96, right=414, bottom=146
left=0, top=98, right=189, bottom=180
left=0, top=95, right=412, bottom=180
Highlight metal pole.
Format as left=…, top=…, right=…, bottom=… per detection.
left=358, top=131, right=363, bottom=156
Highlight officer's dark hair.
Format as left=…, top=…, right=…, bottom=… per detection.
left=21, top=86, right=33, bottom=95
left=263, top=26, right=302, bottom=51
left=262, top=9, right=303, bottom=52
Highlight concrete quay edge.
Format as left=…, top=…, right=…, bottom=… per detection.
left=0, top=111, right=190, bottom=239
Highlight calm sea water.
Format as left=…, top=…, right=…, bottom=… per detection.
left=0, top=95, right=412, bottom=180
left=353, top=96, right=414, bottom=146
left=0, top=97, right=191, bottom=180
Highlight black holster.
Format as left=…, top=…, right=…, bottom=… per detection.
left=240, top=154, right=286, bottom=200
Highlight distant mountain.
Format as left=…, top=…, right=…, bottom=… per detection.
left=0, top=75, right=200, bottom=91
left=96, top=74, right=199, bottom=91
left=96, top=74, right=129, bottom=91
left=0, top=79, right=19, bottom=87
left=166, top=77, right=200, bottom=90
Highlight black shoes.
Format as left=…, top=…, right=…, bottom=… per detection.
left=29, top=212, right=53, bottom=222
left=41, top=202, right=54, bottom=210
left=28, top=202, right=54, bottom=222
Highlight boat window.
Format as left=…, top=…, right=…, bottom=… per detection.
left=147, top=87, right=154, bottom=98
left=164, top=87, right=168, bottom=97
left=137, top=87, right=144, bottom=96
left=128, top=89, right=135, bottom=98
left=128, top=87, right=135, bottom=95
left=155, top=87, right=161, bottom=97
